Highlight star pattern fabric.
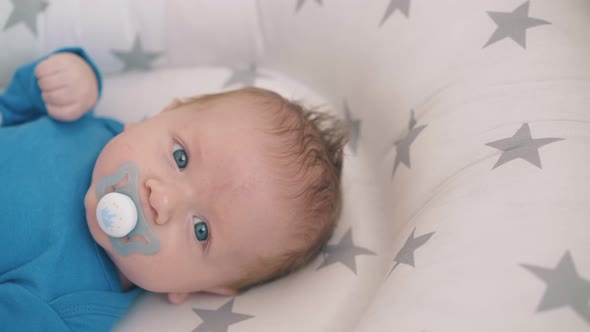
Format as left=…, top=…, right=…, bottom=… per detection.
left=484, top=1, right=551, bottom=49
left=111, top=35, right=163, bottom=72
left=2, top=0, right=48, bottom=37
left=295, top=0, right=323, bottom=13
left=391, top=110, right=427, bottom=179
left=380, top=0, right=411, bottom=26
left=3, top=1, right=586, bottom=330
left=223, top=64, right=267, bottom=88
left=317, top=228, right=376, bottom=274
left=343, top=100, right=362, bottom=154
left=192, top=298, right=254, bottom=332
left=485, top=123, right=564, bottom=169
left=521, top=251, right=590, bottom=324
left=387, top=227, right=435, bottom=278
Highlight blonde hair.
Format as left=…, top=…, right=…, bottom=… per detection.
left=174, top=87, right=349, bottom=292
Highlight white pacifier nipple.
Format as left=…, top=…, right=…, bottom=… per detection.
left=96, top=192, right=138, bottom=238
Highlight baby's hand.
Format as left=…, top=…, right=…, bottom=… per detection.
left=34, top=52, right=99, bottom=122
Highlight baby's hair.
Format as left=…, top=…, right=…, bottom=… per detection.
left=174, top=87, right=350, bottom=292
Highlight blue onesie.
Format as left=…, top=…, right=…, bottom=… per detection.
left=0, top=48, right=141, bottom=331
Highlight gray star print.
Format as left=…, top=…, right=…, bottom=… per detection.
left=2, top=0, right=48, bottom=37
left=111, top=35, right=163, bottom=72
left=317, top=228, right=376, bottom=274
left=485, top=123, right=564, bottom=169
left=521, top=251, right=590, bottom=324
left=192, top=298, right=254, bottom=332
left=343, top=100, right=361, bottom=154
left=223, top=64, right=266, bottom=88
left=387, top=227, right=434, bottom=278
left=295, top=0, right=323, bottom=13
left=391, top=110, right=427, bottom=179
left=484, top=1, right=551, bottom=49
left=380, top=0, right=411, bottom=26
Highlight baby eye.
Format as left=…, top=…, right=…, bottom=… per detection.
left=193, top=217, right=209, bottom=246
left=172, top=143, right=188, bottom=170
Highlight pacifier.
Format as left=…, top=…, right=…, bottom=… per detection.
left=96, top=192, right=138, bottom=238
left=96, top=162, right=160, bottom=256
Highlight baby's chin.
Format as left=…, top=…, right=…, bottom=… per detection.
left=112, top=261, right=171, bottom=293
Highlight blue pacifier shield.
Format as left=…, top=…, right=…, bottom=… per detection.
left=96, top=162, right=160, bottom=256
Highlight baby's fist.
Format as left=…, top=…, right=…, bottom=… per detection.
left=35, top=53, right=99, bottom=122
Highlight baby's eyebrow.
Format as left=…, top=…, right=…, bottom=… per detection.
left=205, top=182, right=240, bottom=257
left=191, top=139, right=204, bottom=163
left=177, top=126, right=203, bottom=165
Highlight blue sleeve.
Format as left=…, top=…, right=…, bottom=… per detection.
left=0, top=47, right=102, bottom=127
left=0, top=283, right=71, bottom=332
left=0, top=283, right=141, bottom=332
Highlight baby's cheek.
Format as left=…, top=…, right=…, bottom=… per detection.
left=126, top=257, right=180, bottom=292
left=83, top=186, right=102, bottom=235
left=83, top=185, right=95, bottom=212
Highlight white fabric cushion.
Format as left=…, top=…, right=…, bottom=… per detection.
left=0, top=0, right=40, bottom=88
left=1, top=0, right=589, bottom=331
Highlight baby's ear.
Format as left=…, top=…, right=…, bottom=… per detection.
left=163, top=98, right=182, bottom=113
left=167, top=287, right=237, bottom=304
left=167, top=292, right=190, bottom=305
left=205, top=286, right=238, bottom=297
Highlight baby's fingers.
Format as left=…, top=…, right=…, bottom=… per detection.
left=34, top=55, right=67, bottom=78
left=42, top=87, right=76, bottom=106
left=46, top=102, right=85, bottom=122
left=37, top=73, right=67, bottom=92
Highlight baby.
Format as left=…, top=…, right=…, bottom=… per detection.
left=0, top=48, right=348, bottom=331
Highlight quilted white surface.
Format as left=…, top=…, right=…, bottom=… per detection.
left=1, top=0, right=590, bottom=331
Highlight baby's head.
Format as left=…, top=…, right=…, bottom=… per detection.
left=85, top=87, right=349, bottom=303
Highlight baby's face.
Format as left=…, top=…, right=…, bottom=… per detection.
left=85, top=97, right=291, bottom=298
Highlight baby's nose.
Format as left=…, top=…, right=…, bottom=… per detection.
left=145, top=179, right=173, bottom=225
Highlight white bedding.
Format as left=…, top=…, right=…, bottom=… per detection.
left=1, top=0, right=589, bottom=331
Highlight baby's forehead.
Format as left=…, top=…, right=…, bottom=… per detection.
left=209, top=161, right=298, bottom=261
left=177, top=96, right=278, bottom=130
left=186, top=88, right=290, bottom=118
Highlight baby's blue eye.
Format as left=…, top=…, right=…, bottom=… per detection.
left=193, top=217, right=209, bottom=246
left=172, top=143, right=188, bottom=170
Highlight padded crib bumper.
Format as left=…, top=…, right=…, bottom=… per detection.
left=1, top=1, right=589, bottom=331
